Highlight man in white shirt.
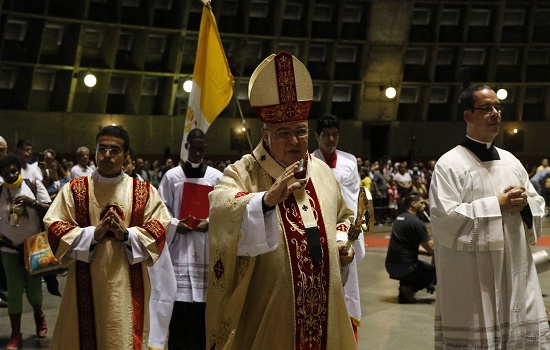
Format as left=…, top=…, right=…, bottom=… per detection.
left=15, top=140, right=43, bottom=181
left=70, top=146, right=93, bottom=179
left=312, top=113, right=365, bottom=343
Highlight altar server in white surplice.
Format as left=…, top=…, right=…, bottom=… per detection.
left=158, top=128, right=222, bottom=350
left=429, top=84, right=550, bottom=350
left=313, top=113, right=365, bottom=344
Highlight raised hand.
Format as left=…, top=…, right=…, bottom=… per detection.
left=263, top=161, right=304, bottom=207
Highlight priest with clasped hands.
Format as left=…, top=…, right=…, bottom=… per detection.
left=430, top=84, right=550, bottom=349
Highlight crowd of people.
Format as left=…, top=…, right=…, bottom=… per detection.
left=355, top=156, right=435, bottom=226
left=358, top=154, right=550, bottom=226
left=0, top=53, right=548, bottom=350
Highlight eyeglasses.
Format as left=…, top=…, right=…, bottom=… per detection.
left=96, top=145, right=122, bottom=155
left=472, top=105, right=503, bottom=114
left=264, top=127, right=309, bottom=140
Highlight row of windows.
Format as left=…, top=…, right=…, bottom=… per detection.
left=406, top=47, right=550, bottom=66
left=410, top=4, right=550, bottom=43
left=2, top=18, right=366, bottom=80
left=3, top=61, right=549, bottom=123
left=412, top=7, right=550, bottom=27
left=0, top=66, right=359, bottom=103
left=3, top=0, right=371, bottom=39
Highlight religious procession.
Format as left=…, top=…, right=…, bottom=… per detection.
left=2, top=1, right=550, bottom=350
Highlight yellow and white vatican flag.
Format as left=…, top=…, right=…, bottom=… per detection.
left=180, top=0, right=234, bottom=161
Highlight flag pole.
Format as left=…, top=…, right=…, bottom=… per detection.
left=232, top=85, right=254, bottom=152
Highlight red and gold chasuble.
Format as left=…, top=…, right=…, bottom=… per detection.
left=206, top=143, right=356, bottom=350
left=48, top=176, right=165, bottom=350
left=279, top=181, right=330, bottom=349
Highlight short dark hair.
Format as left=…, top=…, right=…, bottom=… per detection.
left=459, top=84, right=493, bottom=114
left=316, top=113, right=340, bottom=135
left=402, top=192, right=421, bottom=210
left=16, top=139, right=32, bottom=151
left=0, top=153, right=21, bottom=173
left=96, top=125, right=130, bottom=153
left=186, top=128, right=206, bottom=143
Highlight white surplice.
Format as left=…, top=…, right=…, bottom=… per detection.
left=312, top=148, right=365, bottom=325
left=158, top=165, right=222, bottom=302
left=429, top=144, right=550, bottom=349
left=147, top=224, right=177, bottom=350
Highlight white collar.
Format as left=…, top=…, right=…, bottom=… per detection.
left=91, top=169, right=125, bottom=184
left=186, top=160, right=203, bottom=168
left=466, top=135, right=492, bottom=149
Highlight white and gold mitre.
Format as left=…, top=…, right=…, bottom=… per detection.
left=248, top=51, right=313, bottom=124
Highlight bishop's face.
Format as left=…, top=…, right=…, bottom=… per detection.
left=262, top=121, right=309, bottom=166
left=464, top=89, right=502, bottom=143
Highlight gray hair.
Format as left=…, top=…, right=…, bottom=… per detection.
left=76, top=146, right=89, bottom=156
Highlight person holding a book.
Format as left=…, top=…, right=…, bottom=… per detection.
left=158, top=128, right=223, bottom=350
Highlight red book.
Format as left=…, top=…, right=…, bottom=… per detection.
left=179, top=182, right=214, bottom=228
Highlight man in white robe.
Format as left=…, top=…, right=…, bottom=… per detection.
left=313, top=113, right=365, bottom=342
left=206, top=51, right=357, bottom=350
left=44, top=125, right=171, bottom=350
left=158, top=128, right=222, bottom=349
left=429, top=84, right=550, bottom=349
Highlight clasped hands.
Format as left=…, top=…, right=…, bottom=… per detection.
left=498, top=185, right=528, bottom=212
left=94, top=207, right=127, bottom=241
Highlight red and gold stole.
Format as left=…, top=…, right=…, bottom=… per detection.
left=279, top=180, right=330, bottom=349
left=252, top=142, right=331, bottom=349
left=69, top=177, right=151, bottom=350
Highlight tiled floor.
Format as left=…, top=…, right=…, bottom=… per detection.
left=1, top=223, right=549, bottom=349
